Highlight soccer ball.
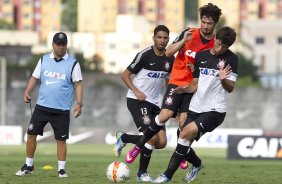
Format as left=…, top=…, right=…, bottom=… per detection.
left=106, top=161, right=130, bottom=183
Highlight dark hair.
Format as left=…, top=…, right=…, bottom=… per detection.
left=199, top=3, right=222, bottom=23
left=216, top=26, right=236, bottom=46
left=154, top=25, right=170, bottom=36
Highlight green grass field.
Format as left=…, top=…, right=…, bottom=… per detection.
left=0, top=144, right=281, bottom=184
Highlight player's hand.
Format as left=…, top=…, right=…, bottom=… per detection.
left=187, top=61, right=194, bottom=72
left=183, top=28, right=193, bottom=42
left=73, top=105, right=82, bottom=118
left=219, top=64, right=232, bottom=81
left=172, top=85, right=189, bottom=94
left=135, top=91, right=146, bottom=102
left=23, top=92, right=31, bottom=103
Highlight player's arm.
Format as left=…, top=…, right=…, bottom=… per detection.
left=220, top=64, right=236, bottom=93
left=165, top=29, right=193, bottom=57
left=23, top=76, right=38, bottom=103
left=173, top=78, right=198, bottom=94
left=73, top=80, right=83, bottom=118
left=121, top=69, right=146, bottom=101
left=23, top=59, right=42, bottom=103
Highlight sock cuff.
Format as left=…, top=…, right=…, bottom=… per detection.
left=58, top=160, right=66, bottom=164
left=178, top=138, right=190, bottom=146
left=155, top=115, right=164, bottom=126
left=26, top=157, right=34, bottom=166
left=144, top=143, right=155, bottom=150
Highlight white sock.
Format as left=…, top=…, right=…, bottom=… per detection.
left=145, top=143, right=155, bottom=150
left=178, top=138, right=190, bottom=146
left=155, top=115, right=164, bottom=126
left=58, top=160, right=66, bottom=171
left=25, top=157, right=34, bottom=167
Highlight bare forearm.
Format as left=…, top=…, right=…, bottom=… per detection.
left=23, top=76, right=38, bottom=102
left=166, top=39, right=186, bottom=57
left=75, top=81, right=83, bottom=103
left=221, top=79, right=235, bottom=93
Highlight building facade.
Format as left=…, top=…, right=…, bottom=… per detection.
left=0, top=0, right=61, bottom=42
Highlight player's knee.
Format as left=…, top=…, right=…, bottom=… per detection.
left=156, top=139, right=167, bottom=149
left=155, top=136, right=167, bottom=149
left=27, top=134, right=37, bottom=141
left=159, top=109, right=174, bottom=123
left=179, top=123, right=198, bottom=140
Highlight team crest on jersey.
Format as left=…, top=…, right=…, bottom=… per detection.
left=164, top=61, right=170, bottom=71
left=165, top=96, right=173, bottom=106
left=143, top=115, right=151, bottom=125
left=217, top=59, right=226, bottom=69
left=28, top=123, right=34, bottom=131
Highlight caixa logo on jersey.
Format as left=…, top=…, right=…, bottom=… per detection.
left=228, top=135, right=282, bottom=160
left=147, top=72, right=166, bottom=78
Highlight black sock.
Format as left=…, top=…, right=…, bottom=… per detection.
left=138, top=146, right=153, bottom=176
left=136, top=121, right=163, bottom=149
left=121, top=134, right=141, bottom=144
left=164, top=143, right=189, bottom=179
left=185, top=148, right=201, bottom=167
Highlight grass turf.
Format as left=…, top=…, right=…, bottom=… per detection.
left=0, top=144, right=281, bottom=183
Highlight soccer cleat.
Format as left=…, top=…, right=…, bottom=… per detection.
left=58, top=169, right=68, bottom=178
left=15, top=164, right=34, bottom=176
left=137, top=172, right=154, bottom=182
left=114, top=131, right=126, bottom=157
left=184, top=163, right=204, bottom=183
left=125, top=146, right=141, bottom=164
left=152, top=173, right=170, bottom=183
left=180, top=160, right=189, bottom=170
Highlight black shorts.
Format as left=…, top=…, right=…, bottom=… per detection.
left=27, top=105, right=70, bottom=141
left=161, top=84, right=193, bottom=117
left=127, top=98, right=165, bottom=133
left=183, top=110, right=226, bottom=141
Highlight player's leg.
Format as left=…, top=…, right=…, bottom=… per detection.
left=16, top=106, right=47, bottom=176
left=184, top=111, right=226, bottom=182
left=56, top=140, right=68, bottom=177
left=177, top=93, right=194, bottom=170
left=126, top=85, right=182, bottom=163
left=126, top=108, right=173, bottom=163
left=51, top=112, right=70, bottom=178
left=137, top=84, right=182, bottom=148
left=114, top=98, right=147, bottom=157
left=133, top=101, right=163, bottom=182
left=138, top=128, right=166, bottom=182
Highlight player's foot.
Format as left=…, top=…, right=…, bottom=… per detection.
left=137, top=172, right=153, bottom=182
left=15, top=164, right=34, bottom=176
left=180, top=160, right=189, bottom=170
left=125, top=146, right=141, bottom=164
left=184, top=163, right=204, bottom=183
left=152, top=173, right=170, bottom=183
left=58, top=169, right=68, bottom=178
left=114, top=131, right=126, bottom=157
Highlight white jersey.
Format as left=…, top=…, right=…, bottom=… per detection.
left=189, top=49, right=238, bottom=113
left=126, top=46, right=174, bottom=106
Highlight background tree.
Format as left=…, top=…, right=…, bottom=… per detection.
left=61, top=0, right=77, bottom=31
left=185, top=0, right=198, bottom=25
left=236, top=52, right=261, bottom=88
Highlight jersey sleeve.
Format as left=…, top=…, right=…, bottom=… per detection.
left=226, top=54, right=238, bottom=82
left=32, top=59, right=42, bottom=79
left=193, top=53, right=200, bottom=78
left=72, top=62, right=83, bottom=82
left=127, top=50, right=147, bottom=74
left=172, top=28, right=189, bottom=43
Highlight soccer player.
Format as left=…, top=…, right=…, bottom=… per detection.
left=114, top=25, right=174, bottom=182
left=15, top=32, right=83, bottom=178
left=125, top=3, right=222, bottom=167
left=153, top=26, right=238, bottom=183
